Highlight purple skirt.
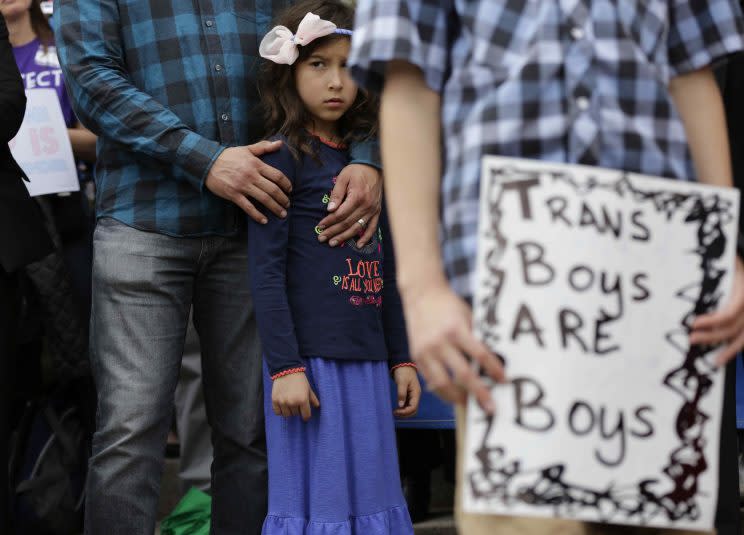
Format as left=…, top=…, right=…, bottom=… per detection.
left=262, top=357, right=414, bottom=535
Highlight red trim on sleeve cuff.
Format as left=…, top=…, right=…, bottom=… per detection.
left=270, top=367, right=306, bottom=380
left=390, top=362, right=417, bottom=373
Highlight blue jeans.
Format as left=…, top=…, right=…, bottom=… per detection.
left=85, top=218, right=265, bottom=535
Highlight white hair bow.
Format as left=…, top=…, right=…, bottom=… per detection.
left=259, top=12, right=342, bottom=65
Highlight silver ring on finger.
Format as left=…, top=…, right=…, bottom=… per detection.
left=356, top=217, right=367, bottom=228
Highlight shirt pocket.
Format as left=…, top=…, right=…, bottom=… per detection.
left=232, top=11, right=260, bottom=57
left=457, top=0, right=541, bottom=86
left=614, top=1, right=669, bottom=63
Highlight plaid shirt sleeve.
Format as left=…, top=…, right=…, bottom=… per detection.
left=349, top=138, right=381, bottom=170
left=668, top=0, right=744, bottom=77
left=349, top=0, right=453, bottom=94
left=53, top=0, right=224, bottom=189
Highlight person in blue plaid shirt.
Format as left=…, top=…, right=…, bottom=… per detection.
left=51, top=0, right=384, bottom=533
left=350, top=1, right=744, bottom=534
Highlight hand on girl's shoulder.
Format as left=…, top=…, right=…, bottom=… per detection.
left=258, top=134, right=297, bottom=183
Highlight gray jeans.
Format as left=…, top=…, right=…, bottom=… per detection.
left=175, top=311, right=213, bottom=493
left=85, top=218, right=265, bottom=535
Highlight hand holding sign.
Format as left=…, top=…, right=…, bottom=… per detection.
left=690, top=257, right=744, bottom=364
left=464, top=157, right=740, bottom=531
left=402, top=280, right=503, bottom=413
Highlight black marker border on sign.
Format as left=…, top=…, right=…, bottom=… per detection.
left=469, top=164, right=735, bottom=526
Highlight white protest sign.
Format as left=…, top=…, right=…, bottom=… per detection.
left=464, top=157, right=740, bottom=531
left=9, top=89, right=79, bottom=197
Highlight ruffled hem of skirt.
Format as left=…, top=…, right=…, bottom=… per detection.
left=262, top=505, right=414, bottom=535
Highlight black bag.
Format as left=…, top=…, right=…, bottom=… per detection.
left=8, top=384, right=91, bottom=535
left=23, top=196, right=90, bottom=384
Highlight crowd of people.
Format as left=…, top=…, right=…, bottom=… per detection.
left=2, top=0, right=744, bottom=534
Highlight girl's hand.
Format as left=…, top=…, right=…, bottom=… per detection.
left=392, top=366, right=421, bottom=418
left=690, top=256, right=744, bottom=365
left=402, top=280, right=505, bottom=414
left=271, top=372, right=320, bottom=422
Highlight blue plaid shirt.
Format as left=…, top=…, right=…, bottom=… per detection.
left=350, top=0, right=744, bottom=299
left=53, top=0, right=379, bottom=237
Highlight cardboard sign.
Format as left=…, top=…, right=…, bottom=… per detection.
left=9, top=89, right=79, bottom=197
left=464, top=157, right=740, bottom=531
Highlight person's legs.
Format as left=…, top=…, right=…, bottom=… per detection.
left=192, top=233, right=265, bottom=535
left=84, top=218, right=198, bottom=535
left=174, top=310, right=213, bottom=493
left=0, top=269, right=19, bottom=534
left=714, top=358, right=740, bottom=535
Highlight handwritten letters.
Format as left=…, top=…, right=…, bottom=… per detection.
left=463, top=157, right=740, bottom=531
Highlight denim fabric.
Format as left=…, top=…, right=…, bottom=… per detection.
left=86, top=217, right=265, bottom=535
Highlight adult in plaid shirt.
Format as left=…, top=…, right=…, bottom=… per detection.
left=350, top=1, right=744, bottom=534
left=52, top=0, right=383, bottom=533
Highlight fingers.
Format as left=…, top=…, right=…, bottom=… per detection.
left=409, top=379, right=422, bottom=411
left=245, top=179, right=289, bottom=218
left=715, top=329, right=744, bottom=366
left=233, top=196, right=267, bottom=225
left=439, top=344, right=495, bottom=413
left=247, top=139, right=282, bottom=157
left=419, top=357, right=467, bottom=406
left=258, top=162, right=293, bottom=195
left=316, top=163, right=383, bottom=246
left=357, top=211, right=381, bottom=246
left=299, top=401, right=311, bottom=422
left=325, top=171, right=350, bottom=212
left=690, top=323, right=741, bottom=347
left=691, top=303, right=740, bottom=333
left=318, top=206, right=377, bottom=247
left=273, top=395, right=320, bottom=421
left=310, top=389, right=320, bottom=408
left=456, top=328, right=505, bottom=384
left=690, top=305, right=744, bottom=345
left=396, top=380, right=407, bottom=409
left=394, top=405, right=417, bottom=418
left=394, top=379, right=422, bottom=418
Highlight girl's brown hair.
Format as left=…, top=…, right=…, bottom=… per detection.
left=30, top=0, right=53, bottom=46
left=259, top=0, right=378, bottom=159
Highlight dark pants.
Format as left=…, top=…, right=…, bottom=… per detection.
left=0, top=269, right=19, bottom=534
left=714, top=358, right=740, bottom=535
left=84, top=218, right=266, bottom=535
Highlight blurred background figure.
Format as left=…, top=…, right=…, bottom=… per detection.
left=0, top=12, right=53, bottom=533
left=2, top=1, right=97, bottom=533
left=716, top=49, right=744, bottom=535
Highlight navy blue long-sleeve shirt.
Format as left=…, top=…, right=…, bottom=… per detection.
left=247, top=136, right=409, bottom=376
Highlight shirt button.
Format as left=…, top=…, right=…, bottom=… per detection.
left=570, top=26, right=585, bottom=40
left=221, top=113, right=229, bottom=121
left=215, top=64, right=223, bottom=72
left=205, top=20, right=214, bottom=27
left=576, top=96, right=590, bottom=111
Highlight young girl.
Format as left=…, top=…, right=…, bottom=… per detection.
left=248, top=1, right=420, bottom=533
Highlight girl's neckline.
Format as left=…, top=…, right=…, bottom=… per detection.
left=308, top=132, right=347, bottom=150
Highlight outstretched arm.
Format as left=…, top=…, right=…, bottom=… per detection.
left=671, top=66, right=744, bottom=364
left=380, top=61, right=504, bottom=413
